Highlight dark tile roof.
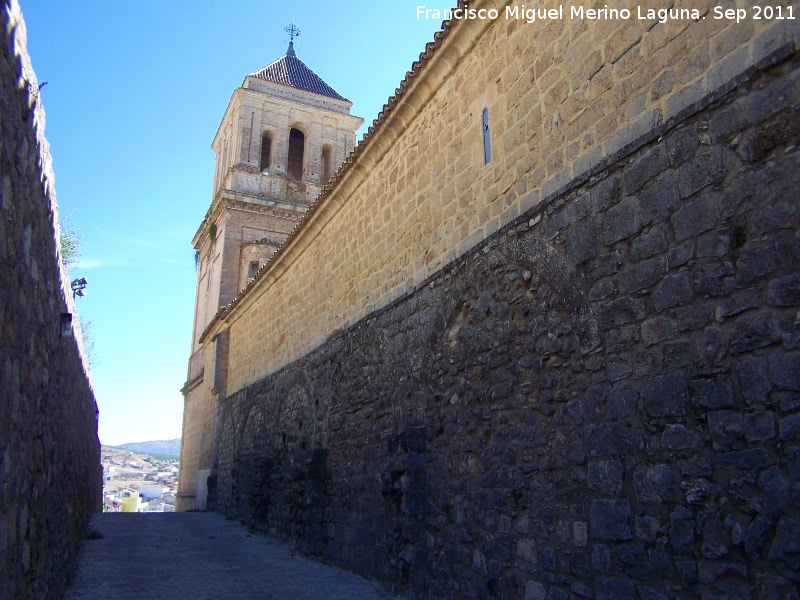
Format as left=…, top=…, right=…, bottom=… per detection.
left=246, top=42, right=348, bottom=102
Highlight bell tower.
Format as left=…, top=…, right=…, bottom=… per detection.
left=192, top=31, right=363, bottom=350
left=177, top=32, right=363, bottom=511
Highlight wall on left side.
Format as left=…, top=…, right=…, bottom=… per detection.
left=0, top=2, right=101, bottom=598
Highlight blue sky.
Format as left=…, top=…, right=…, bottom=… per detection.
left=21, top=1, right=446, bottom=446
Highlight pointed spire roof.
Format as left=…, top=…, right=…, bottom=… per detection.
left=246, top=42, right=348, bottom=102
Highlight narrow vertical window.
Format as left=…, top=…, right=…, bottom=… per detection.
left=321, top=144, right=333, bottom=184
left=259, top=133, right=272, bottom=174
left=482, top=108, right=491, bottom=165
left=288, top=128, right=305, bottom=180
left=60, top=313, right=73, bottom=338
left=248, top=261, right=259, bottom=279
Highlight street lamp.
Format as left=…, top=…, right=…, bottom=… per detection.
left=71, top=277, right=88, bottom=298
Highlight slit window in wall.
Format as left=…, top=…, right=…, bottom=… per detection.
left=321, top=144, right=333, bottom=184
left=482, top=108, right=491, bottom=165
left=259, top=133, right=272, bottom=174
left=248, top=261, right=259, bottom=279
left=60, top=313, right=73, bottom=338
left=288, top=128, right=305, bottom=180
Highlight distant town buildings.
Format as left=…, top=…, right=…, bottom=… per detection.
left=102, top=447, right=178, bottom=513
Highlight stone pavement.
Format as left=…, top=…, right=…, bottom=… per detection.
left=65, top=512, right=393, bottom=599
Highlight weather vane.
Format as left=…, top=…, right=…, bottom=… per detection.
left=285, top=22, right=301, bottom=43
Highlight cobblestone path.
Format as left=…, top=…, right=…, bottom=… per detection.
left=65, top=512, right=393, bottom=599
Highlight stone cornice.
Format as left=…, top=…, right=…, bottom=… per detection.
left=243, top=77, right=354, bottom=114
left=180, top=370, right=204, bottom=395
left=199, top=0, right=508, bottom=345
left=242, top=89, right=366, bottom=130
left=190, top=189, right=309, bottom=249
left=212, top=85, right=364, bottom=151
left=238, top=86, right=365, bottom=133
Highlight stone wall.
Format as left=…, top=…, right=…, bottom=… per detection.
left=208, top=1, right=798, bottom=396
left=0, top=2, right=101, bottom=598
left=212, top=51, right=800, bottom=598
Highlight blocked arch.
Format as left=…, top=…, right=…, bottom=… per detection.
left=233, top=403, right=269, bottom=521
left=321, top=143, right=334, bottom=184
left=432, top=235, right=599, bottom=356
left=259, top=131, right=273, bottom=173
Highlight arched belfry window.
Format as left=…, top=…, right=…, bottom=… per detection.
left=288, top=128, right=305, bottom=180
left=260, top=133, right=272, bottom=174
left=321, top=144, right=333, bottom=184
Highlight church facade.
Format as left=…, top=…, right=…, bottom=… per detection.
left=180, top=1, right=800, bottom=597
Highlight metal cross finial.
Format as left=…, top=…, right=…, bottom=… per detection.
left=285, top=22, right=301, bottom=43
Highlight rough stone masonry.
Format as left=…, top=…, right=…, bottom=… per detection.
left=0, top=2, right=101, bottom=598
left=211, top=47, right=800, bottom=599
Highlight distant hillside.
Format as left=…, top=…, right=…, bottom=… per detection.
left=116, top=439, right=181, bottom=457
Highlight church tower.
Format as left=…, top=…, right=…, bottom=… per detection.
left=177, top=37, right=363, bottom=512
